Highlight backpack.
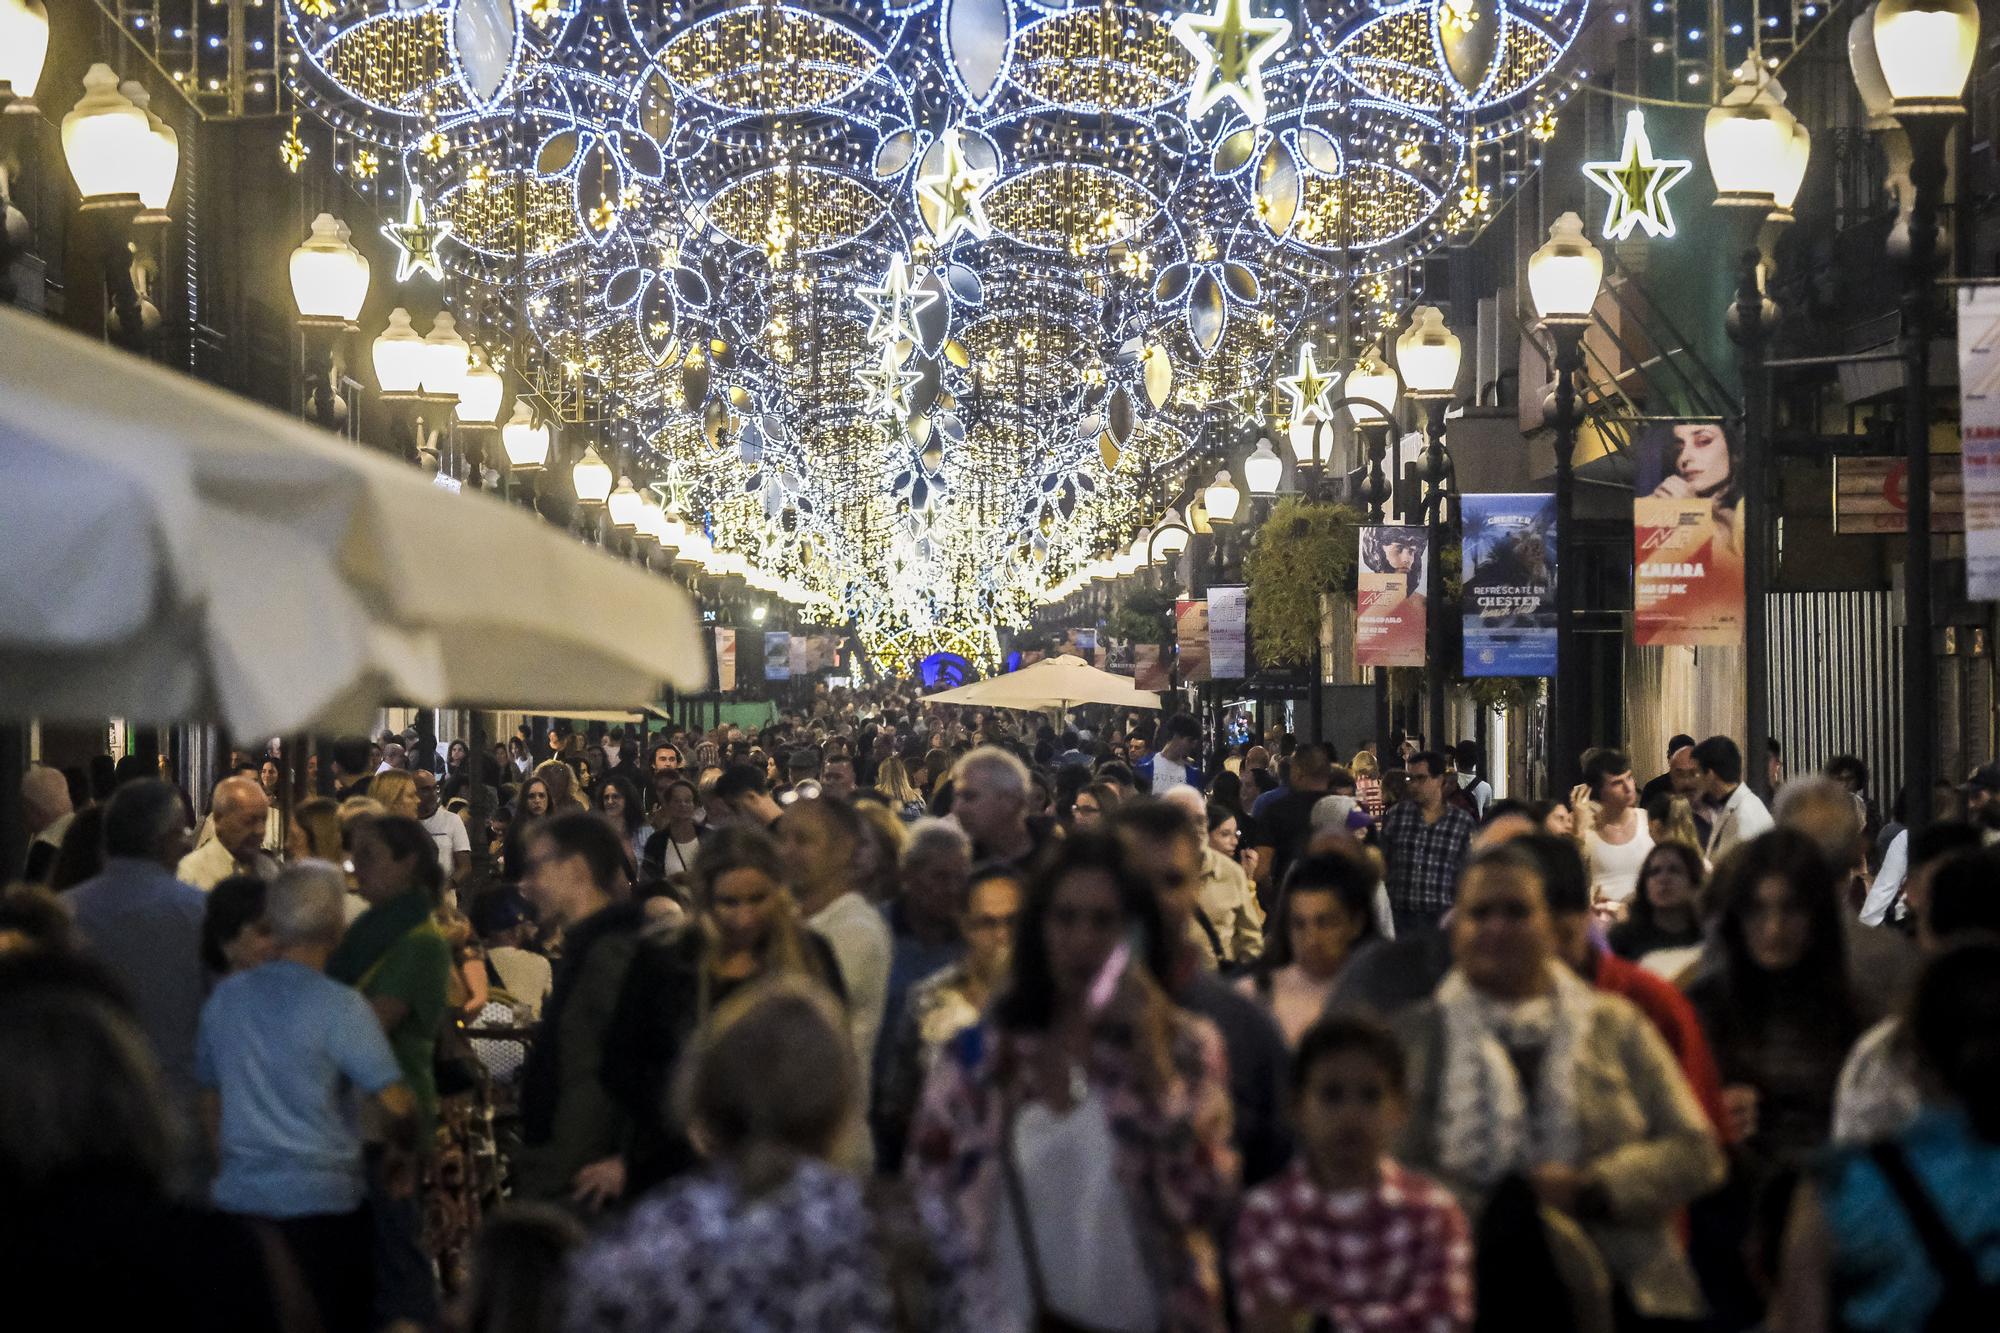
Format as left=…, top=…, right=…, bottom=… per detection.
left=1868, top=1142, right=2000, bottom=1333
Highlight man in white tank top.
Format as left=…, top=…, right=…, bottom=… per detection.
left=1580, top=749, right=1654, bottom=909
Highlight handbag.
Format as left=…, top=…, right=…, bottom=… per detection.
left=1868, top=1142, right=2000, bottom=1333
left=996, top=1085, right=1133, bottom=1333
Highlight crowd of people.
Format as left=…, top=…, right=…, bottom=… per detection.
left=7, top=687, right=2000, bottom=1333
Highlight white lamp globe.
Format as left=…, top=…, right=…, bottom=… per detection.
left=1703, top=62, right=1800, bottom=209
left=607, top=475, right=644, bottom=531
left=456, top=348, right=505, bottom=425
left=290, top=213, right=370, bottom=323
left=118, top=81, right=179, bottom=213
left=1243, top=437, right=1284, bottom=497
left=1203, top=469, right=1242, bottom=524
left=420, top=312, right=470, bottom=400
left=0, top=0, right=51, bottom=106
left=571, top=444, right=614, bottom=506
left=62, top=65, right=153, bottom=205
left=1345, top=348, right=1401, bottom=424
left=1871, top=0, right=1979, bottom=112
left=1397, top=305, right=1462, bottom=396
left=372, top=307, right=427, bottom=394
left=1527, top=212, right=1604, bottom=324
left=500, top=401, right=550, bottom=470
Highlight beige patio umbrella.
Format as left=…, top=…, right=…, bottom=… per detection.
left=926, top=652, right=1162, bottom=711
left=0, top=307, right=708, bottom=738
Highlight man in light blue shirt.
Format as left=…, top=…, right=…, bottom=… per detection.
left=66, top=779, right=206, bottom=1171
left=196, top=860, right=416, bottom=1332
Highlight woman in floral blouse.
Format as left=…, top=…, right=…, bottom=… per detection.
left=906, top=832, right=1239, bottom=1332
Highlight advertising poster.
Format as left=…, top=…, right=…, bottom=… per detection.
left=789, top=635, right=809, bottom=676
left=1175, top=598, right=1211, bottom=682
left=1631, top=423, right=1745, bottom=646
left=1461, top=494, right=1557, bottom=676
left=1133, top=644, right=1170, bottom=691
left=1209, top=584, right=1248, bottom=678
left=714, top=627, right=736, bottom=693
left=1959, top=286, right=2000, bottom=600
left=1356, top=526, right=1428, bottom=668
left=763, top=632, right=792, bottom=681
left=1100, top=636, right=1136, bottom=676
left=1058, top=627, right=1098, bottom=659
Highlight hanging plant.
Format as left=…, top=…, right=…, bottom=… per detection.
left=1107, top=585, right=1179, bottom=647
left=1243, top=496, right=1362, bottom=666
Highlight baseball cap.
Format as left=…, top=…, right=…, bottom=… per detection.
left=1963, top=763, right=2000, bottom=792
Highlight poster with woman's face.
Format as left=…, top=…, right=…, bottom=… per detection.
left=1632, top=423, right=1745, bottom=646
left=1635, top=423, right=1738, bottom=508
left=1357, top=525, right=1427, bottom=667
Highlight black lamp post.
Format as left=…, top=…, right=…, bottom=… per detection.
left=1849, top=0, right=1979, bottom=826
left=1525, top=212, right=1604, bottom=793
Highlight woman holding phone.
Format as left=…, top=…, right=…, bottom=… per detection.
left=906, top=833, right=1238, bottom=1332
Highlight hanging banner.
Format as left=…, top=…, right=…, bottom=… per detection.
left=1630, top=423, right=1745, bottom=646
left=1176, top=598, right=1211, bottom=682
left=1209, top=584, right=1248, bottom=678
left=1356, top=526, right=1428, bottom=668
left=1958, top=287, right=2000, bottom=600
left=714, top=627, right=737, bottom=693
left=790, top=634, right=810, bottom=677
left=1133, top=644, right=1170, bottom=691
left=763, top=632, right=792, bottom=681
left=1461, top=493, right=1558, bottom=676
left=1058, top=627, right=1098, bottom=658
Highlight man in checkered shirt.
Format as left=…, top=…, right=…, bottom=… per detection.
left=1378, top=750, right=1476, bottom=934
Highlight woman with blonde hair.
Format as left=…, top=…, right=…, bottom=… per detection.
left=367, top=769, right=421, bottom=820
left=875, top=755, right=928, bottom=818
left=533, top=759, right=586, bottom=813
left=604, top=825, right=846, bottom=1193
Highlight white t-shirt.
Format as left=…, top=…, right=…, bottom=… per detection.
left=994, top=1090, right=1161, bottom=1332
left=420, top=807, right=471, bottom=879
left=1150, top=754, right=1191, bottom=793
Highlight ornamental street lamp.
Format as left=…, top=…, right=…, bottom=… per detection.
left=1851, top=0, right=1979, bottom=826
left=290, top=213, right=370, bottom=430
left=0, top=0, right=49, bottom=111
left=1203, top=468, right=1241, bottom=525
left=1398, top=304, right=1462, bottom=751
left=1527, top=211, right=1603, bottom=792
left=61, top=65, right=156, bottom=346
left=1705, top=61, right=1807, bottom=802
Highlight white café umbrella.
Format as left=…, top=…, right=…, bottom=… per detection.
left=0, top=307, right=708, bottom=737
left=926, top=652, right=1162, bottom=711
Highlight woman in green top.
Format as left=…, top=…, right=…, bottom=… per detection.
left=331, top=815, right=453, bottom=1128
left=328, top=814, right=452, bottom=1327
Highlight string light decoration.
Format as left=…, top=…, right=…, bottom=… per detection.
left=279, top=0, right=1593, bottom=654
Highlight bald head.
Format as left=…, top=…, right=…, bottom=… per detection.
left=21, top=765, right=72, bottom=832
left=211, top=775, right=270, bottom=864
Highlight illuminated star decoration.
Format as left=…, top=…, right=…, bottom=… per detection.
left=915, top=128, right=997, bottom=247
left=1582, top=109, right=1692, bottom=241
left=857, top=255, right=939, bottom=349
left=1170, top=0, right=1292, bottom=125
left=857, top=343, right=924, bottom=419
left=382, top=189, right=452, bottom=283
left=1279, top=344, right=1342, bottom=423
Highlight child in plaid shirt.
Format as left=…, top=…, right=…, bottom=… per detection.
left=1232, top=1012, right=1473, bottom=1333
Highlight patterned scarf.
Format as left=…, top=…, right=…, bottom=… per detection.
left=1434, top=964, right=1592, bottom=1188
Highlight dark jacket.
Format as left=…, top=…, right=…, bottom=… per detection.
left=515, top=900, right=646, bottom=1203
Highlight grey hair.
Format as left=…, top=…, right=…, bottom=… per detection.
left=900, top=817, right=971, bottom=869
left=1773, top=774, right=1864, bottom=833
left=953, top=746, right=1030, bottom=800
left=21, top=765, right=71, bottom=824
left=266, top=860, right=351, bottom=946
